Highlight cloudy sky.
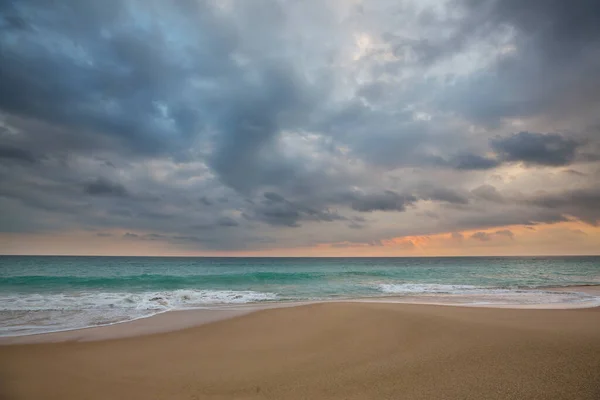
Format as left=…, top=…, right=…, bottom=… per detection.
left=1, top=0, right=599, bottom=256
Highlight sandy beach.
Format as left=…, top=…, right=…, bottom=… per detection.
left=1, top=302, right=599, bottom=400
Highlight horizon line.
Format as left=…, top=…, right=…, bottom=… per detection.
left=1, top=254, right=599, bottom=258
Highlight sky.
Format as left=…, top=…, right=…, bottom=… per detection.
left=0, top=0, right=599, bottom=256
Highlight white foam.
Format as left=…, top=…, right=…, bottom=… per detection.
left=378, top=283, right=480, bottom=294
left=375, top=283, right=600, bottom=305
left=2, top=285, right=599, bottom=337
left=0, top=289, right=279, bottom=312
left=0, top=290, right=278, bottom=337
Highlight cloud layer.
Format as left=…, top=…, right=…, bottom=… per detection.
left=1, top=0, right=599, bottom=254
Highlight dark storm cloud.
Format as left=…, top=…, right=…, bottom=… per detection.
left=207, top=64, right=317, bottom=193
left=263, top=192, right=286, bottom=203
left=0, top=145, right=36, bottom=163
left=347, top=222, right=364, bottom=230
left=346, top=191, right=417, bottom=213
left=491, top=132, right=580, bottom=166
left=527, top=187, right=600, bottom=225
left=470, top=0, right=600, bottom=55
left=0, top=0, right=195, bottom=156
left=217, top=216, right=239, bottom=227
left=0, top=0, right=319, bottom=177
left=445, top=0, right=600, bottom=125
left=450, top=154, right=500, bottom=171
left=0, top=0, right=331, bottom=238
left=246, top=192, right=346, bottom=227
left=83, top=178, right=128, bottom=197
left=529, top=189, right=600, bottom=209
left=418, top=187, right=469, bottom=205
left=425, top=130, right=588, bottom=171
left=453, top=209, right=570, bottom=233
left=248, top=206, right=301, bottom=228
left=199, top=197, right=213, bottom=206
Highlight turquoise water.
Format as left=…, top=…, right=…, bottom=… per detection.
left=1, top=256, right=600, bottom=336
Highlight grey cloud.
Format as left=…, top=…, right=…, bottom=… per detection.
left=419, top=187, right=469, bottom=205
left=121, top=232, right=202, bottom=244
left=527, top=187, right=600, bottom=225
left=417, top=210, right=440, bottom=220
left=451, top=232, right=464, bottom=241
left=471, top=229, right=514, bottom=241
left=471, top=232, right=492, bottom=241
left=141, top=233, right=165, bottom=240
left=471, top=185, right=504, bottom=203
left=495, top=229, right=514, bottom=239
left=347, top=222, right=364, bottom=229
left=454, top=209, right=570, bottom=232
left=96, top=232, right=113, bottom=237
left=330, top=240, right=385, bottom=248
left=263, top=192, right=286, bottom=203
left=444, top=0, right=600, bottom=126
left=249, top=206, right=301, bottom=227
left=1, top=5, right=182, bottom=155
left=491, top=132, right=579, bottom=166
left=0, top=145, right=36, bottom=163
left=217, top=216, right=239, bottom=227
left=471, top=0, right=600, bottom=57
left=450, top=154, right=499, bottom=171
left=84, top=178, right=128, bottom=197
left=563, top=169, right=586, bottom=177
left=207, top=64, right=318, bottom=193
left=347, top=191, right=417, bottom=212
left=246, top=192, right=346, bottom=227
left=0, top=0, right=319, bottom=176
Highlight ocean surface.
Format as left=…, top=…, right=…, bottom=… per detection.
left=1, top=256, right=600, bottom=337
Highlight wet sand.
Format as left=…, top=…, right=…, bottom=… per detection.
left=0, top=304, right=289, bottom=345
left=4, top=284, right=599, bottom=345
left=551, top=284, right=600, bottom=296
left=1, top=302, right=599, bottom=400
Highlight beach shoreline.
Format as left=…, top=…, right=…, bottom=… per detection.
left=3, top=256, right=599, bottom=340
left=2, top=284, right=600, bottom=345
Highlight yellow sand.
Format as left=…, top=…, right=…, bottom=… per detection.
left=1, top=303, right=599, bottom=399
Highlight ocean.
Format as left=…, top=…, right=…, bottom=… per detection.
left=1, top=256, right=599, bottom=337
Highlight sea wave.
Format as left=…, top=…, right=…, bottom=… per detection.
left=377, top=283, right=481, bottom=294
left=0, top=289, right=279, bottom=312
left=375, top=283, right=599, bottom=305
left=0, top=272, right=325, bottom=289
left=0, top=270, right=409, bottom=290
left=0, top=289, right=280, bottom=337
